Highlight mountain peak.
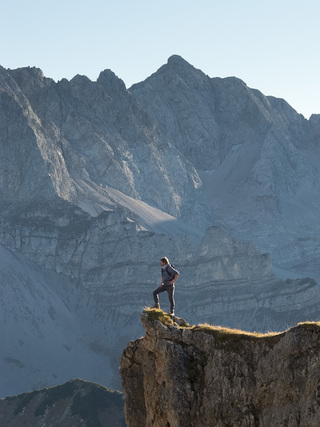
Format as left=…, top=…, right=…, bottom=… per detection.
left=0, top=379, right=125, bottom=425
left=167, top=54, right=191, bottom=66
left=165, top=54, right=201, bottom=76
left=137, top=54, right=208, bottom=89
left=97, top=68, right=127, bottom=92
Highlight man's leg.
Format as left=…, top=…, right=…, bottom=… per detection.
left=153, top=285, right=167, bottom=308
left=166, top=285, right=175, bottom=314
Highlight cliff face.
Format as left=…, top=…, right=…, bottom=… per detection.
left=120, top=310, right=320, bottom=427
left=130, top=56, right=320, bottom=280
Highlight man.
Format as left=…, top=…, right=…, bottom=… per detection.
left=153, top=257, right=180, bottom=315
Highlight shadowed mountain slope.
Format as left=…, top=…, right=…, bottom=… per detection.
left=0, top=379, right=125, bottom=427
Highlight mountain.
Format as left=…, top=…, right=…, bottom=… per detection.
left=121, top=309, right=320, bottom=427
left=0, top=379, right=125, bottom=426
left=130, top=55, right=320, bottom=279
left=0, top=63, right=207, bottom=228
left=0, top=242, right=127, bottom=396
left=1, top=56, right=320, bottom=396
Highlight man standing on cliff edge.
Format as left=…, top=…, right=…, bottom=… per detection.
left=153, top=257, right=180, bottom=316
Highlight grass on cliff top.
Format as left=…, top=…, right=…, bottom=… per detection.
left=193, top=323, right=282, bottom=339
left=143, top=308, right=320, bottom=340
left=143, top=307, right=176, bottom=326
left=143, top=308, right=282, bottom=338
left=297, top=321, right=320, bottom=329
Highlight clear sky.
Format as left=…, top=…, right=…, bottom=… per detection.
left=1, top=0, right=319, bottom=118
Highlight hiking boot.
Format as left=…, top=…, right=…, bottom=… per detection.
left=154, top=303, right=160, bottom=309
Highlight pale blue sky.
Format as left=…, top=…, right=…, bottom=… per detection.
left=1, top=0, right=319, bottom=118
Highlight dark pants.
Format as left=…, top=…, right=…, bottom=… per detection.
left=153, top=284, right=175, bottom=313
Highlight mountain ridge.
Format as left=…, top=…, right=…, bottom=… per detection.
left=1, top=55, right=320, bottom=397
left=0, top=378, right=125, bottom=426
left=130, top=55, right=320, bottom=279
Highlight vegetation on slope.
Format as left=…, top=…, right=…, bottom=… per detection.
left=143, top=307, right=320, bottom=342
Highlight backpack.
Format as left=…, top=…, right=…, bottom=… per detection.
left=167, top=264, right=176, bottom=278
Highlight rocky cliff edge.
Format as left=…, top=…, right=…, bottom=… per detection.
left=120, top=309, right=320, bottom=427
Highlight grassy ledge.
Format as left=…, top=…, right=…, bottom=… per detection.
left=296, top=321, right=320, bottom=329
left=143, top=307, right=282, bottom=337
left=143, top=308, right=320, bottom=344
left=143, top=307, right=175, bottom=326
left=192, top=323, right=283, bottom=339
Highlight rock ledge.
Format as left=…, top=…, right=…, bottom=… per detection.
left=120, top=309, right=320, bottom=427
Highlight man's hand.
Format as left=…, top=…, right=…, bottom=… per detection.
left=169, top=274, right=179, bottom=285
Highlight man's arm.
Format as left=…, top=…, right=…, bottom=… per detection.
left=169, top=274, right=179, bottom=285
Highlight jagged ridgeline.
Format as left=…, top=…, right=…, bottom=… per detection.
left=0, top=379, right=125, bottom=427
left=120, top=309, right=320, bottom=426
left=1, top=56, right=320, bottom=399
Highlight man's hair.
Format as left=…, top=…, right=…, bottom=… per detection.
left=160, top=257, right=169, bottom=265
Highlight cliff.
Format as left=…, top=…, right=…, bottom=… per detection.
left=120, top=309, right=320, bottom=427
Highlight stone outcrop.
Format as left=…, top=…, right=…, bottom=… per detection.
left=120, top=309, right=320, bottom=427
left=0, top=379, right=125, bottom=427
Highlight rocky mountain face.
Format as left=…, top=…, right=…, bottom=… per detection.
left=0, top=379, right=125, bottom=426
left=0, top=242, right=126, bottom=397
left=131, top=55, right=320, bottom=279
left=2, top=200, right=302, bottom=395
left=121, top=310, right=320, bottom=427
left=1, top=56, right=320, bottom=397
left=0, top=63, right=206, bottom=226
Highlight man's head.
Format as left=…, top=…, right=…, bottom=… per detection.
left=160, top=257, right=169, bottom=266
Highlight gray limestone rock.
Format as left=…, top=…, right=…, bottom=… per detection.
left=1, top=56, right=320, bottom=398
left=130, top=55, right=320, bottom=280
left=121, top=311, right=320, bottom=427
